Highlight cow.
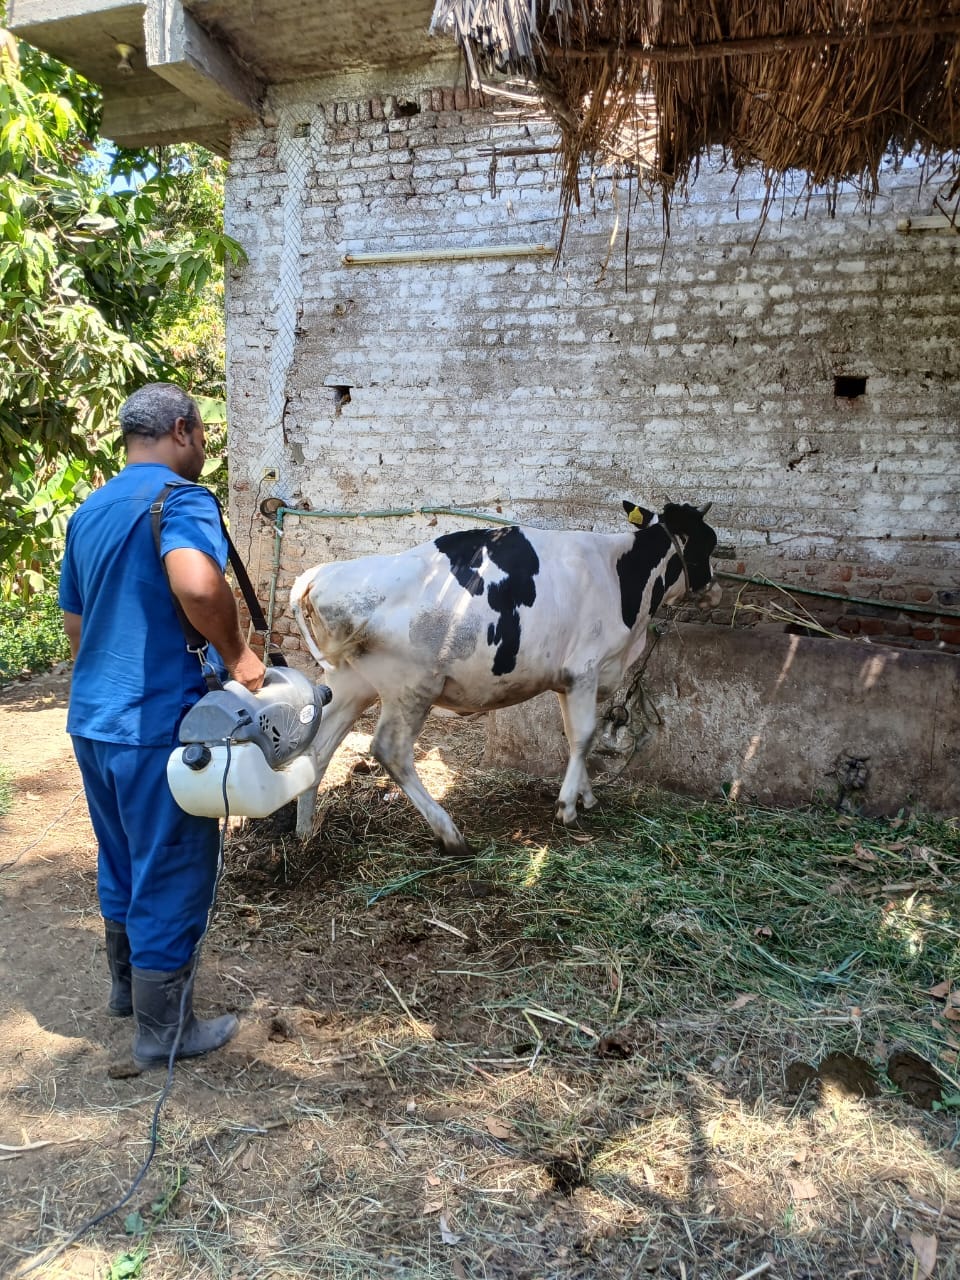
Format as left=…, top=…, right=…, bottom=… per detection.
left=289, top=500, right=721, bottom=854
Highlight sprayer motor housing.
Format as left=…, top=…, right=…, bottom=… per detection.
left=178, top=667, right=331, bottom=767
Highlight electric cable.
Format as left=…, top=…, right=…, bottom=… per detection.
left=12, top=742, right=234, bottom=1279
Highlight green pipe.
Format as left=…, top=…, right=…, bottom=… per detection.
left=718, top=570, right=960, bottom=620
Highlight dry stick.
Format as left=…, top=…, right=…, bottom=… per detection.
left=377, top=970, right=431, bottom=1035
left=732, top=1261, right=774, bottom=1280
left=0, top=789, right=84, bottom=873
left=0, top=1139, right=82, bottom=1161
left=546, top=17, right=960, bottom=64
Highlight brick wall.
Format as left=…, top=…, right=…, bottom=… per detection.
left=224, top=80, right=960, bottom=656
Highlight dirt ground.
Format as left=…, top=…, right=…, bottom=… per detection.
left=1, top=669, right=958, bottom=1280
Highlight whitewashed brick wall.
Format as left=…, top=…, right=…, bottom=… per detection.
left=224, top=79, right=960, bottom=653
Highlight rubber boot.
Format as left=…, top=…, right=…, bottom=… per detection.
left=131, top=963, right=238, bottom=1070
left=104, top=919, right=133, bottom=1017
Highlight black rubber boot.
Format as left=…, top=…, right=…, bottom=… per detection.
left=104, top=919, right=133, bottom=1017
left=131, top=963, right=238, bottom=1070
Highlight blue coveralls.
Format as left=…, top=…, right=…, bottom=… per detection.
left=58, top=463, right=228, bottom=971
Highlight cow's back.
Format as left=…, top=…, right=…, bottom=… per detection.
left=291, top=525, right=649, bottom=707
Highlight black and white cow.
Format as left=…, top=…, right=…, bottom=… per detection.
left=290, top=500, right=720, bottom=853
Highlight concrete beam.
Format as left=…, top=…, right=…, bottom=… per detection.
left=144, top=0, right=263, bottom=121
left=101, top=83, right=230, bottom=153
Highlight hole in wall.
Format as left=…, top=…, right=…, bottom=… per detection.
left=834, top=375, right=867, bottom=399
left=330, top=385, right=352, bottom=415
left=395, top=99, right=420, bottom=117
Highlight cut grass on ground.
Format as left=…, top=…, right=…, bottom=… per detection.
left=6, top=750, right=959, bottom=1280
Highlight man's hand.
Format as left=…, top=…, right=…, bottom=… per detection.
left=231, top=647, right=266, bottom=692
left=63, top=611, right=82, bottom=658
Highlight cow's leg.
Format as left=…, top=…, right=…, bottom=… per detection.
left=555, top=680, right=600, bottom=825
left=371, top=693, right=469, bottom=856
left=295, top=666, right=379, bottom=839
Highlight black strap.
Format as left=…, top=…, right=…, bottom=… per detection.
left=151, top=481, right=287, bottom=672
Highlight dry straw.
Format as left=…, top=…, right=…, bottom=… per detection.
left=431, top=1, right=960, bottom=224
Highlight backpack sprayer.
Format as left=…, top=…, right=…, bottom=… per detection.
left=167, top=666, right=331, bottom=818
left=153, top=481, right=332, bottom=819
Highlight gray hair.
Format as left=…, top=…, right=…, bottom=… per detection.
left=119, top=383, right=199, bottom=439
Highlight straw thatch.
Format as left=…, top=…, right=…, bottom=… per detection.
left=430, top=2, right=960, bottom=219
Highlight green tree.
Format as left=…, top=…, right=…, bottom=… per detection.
left=0, top=27, right=241, bottom=594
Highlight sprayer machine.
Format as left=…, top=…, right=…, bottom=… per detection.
left=167, top=667, right=332, bottom=819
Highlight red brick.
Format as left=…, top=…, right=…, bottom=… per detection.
left=835, top=565, right=853, bottom=582
left=941, top=630, right=960, bottom=646
left=856, top=565, right=895, bottom=580
left=837, top=617, right=861, bottom=634
left=858, top=619, right=886, bottom=635
left=913, top=588, right=934, bottom=602
left=911, top=627, right=935, bottom=641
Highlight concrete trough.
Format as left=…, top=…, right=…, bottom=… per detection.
left=486, top=626, right=960, bottom=816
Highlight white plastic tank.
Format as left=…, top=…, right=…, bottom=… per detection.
left=167, top=741, right=319, bottom=818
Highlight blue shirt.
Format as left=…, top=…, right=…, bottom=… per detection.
left=58, top=462, right=229, bottom=746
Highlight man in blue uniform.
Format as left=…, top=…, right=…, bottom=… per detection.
left=59, top=382, right=265, bottom=1069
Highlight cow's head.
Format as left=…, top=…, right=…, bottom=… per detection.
left=658, top=502, right=722, bottom=606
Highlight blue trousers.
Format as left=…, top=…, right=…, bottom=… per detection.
left=72, top=737, right=220, bottom=971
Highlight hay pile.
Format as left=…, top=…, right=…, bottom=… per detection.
left=431, top=1, right=960, bottom=217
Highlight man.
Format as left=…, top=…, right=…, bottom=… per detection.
left=58, top=382, right=265, bottom=1069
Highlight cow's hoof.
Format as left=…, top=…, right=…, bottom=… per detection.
left=581, top=793, right=599, bottom=812
left=437, top=841, right=474, bottom=859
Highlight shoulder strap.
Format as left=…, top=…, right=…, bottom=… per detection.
left=151, top=481, right=288, bottom=670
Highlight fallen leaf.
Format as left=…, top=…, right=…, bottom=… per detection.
left=924, top=980, right=952, bottom=999
left=452, top=1259, right=467, bottom=1280
left=853, top=843, right=878, bottom=860
left=753, top=925, right=773, bottom=938
left=425, top=1174, right=442, bottom=1187
left=729, top=993, right=759, bottom=1010
left=484, top=1116, right=514, bottom=1140
left=944, top=1006, right=960, bottom=1023
left=439, top=1212, right=462, bottom=1245
left=422, top=1199, right=443, bottom=1215
left=910, top=1232, right=938, bottom=1279
left=787, top=1176, right=818, bottom=1201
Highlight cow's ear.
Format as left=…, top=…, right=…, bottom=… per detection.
left=623, top=501, right=655, bottom=528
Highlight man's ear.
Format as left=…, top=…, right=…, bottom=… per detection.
left=622, top=500, right=656, bottom=528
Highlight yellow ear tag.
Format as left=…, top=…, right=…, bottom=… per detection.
left=627, top=506, right=645, bottom=527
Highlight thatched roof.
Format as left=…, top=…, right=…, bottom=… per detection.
left=430, top=2, right=960, bottom=220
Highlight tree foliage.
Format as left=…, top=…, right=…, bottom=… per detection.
left=0, top=27, right=242, bottom=592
